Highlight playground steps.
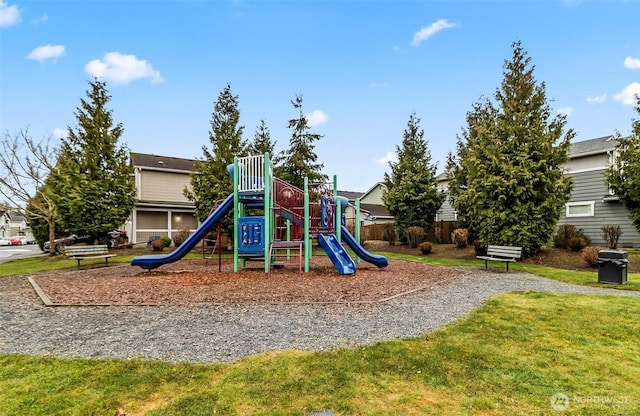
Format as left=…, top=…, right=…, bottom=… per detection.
left=268, top=240, right=304, bottom=278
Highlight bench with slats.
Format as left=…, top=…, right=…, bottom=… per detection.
left=64, top=244, right=116, bottom=269
left=476, top=245, right=522, bottom=272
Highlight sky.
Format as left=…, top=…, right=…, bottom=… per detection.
left=1, top=0, right=639, bottom=193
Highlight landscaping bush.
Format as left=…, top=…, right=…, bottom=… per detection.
left=151, top=239, right=165, bottom=251
left=568, top=237, right=587, bottom=252
left=473, top=240, right=486, bottom=256
left=160, top=236, right=172, bottom=247
left=418, top=241, right=433, bottom=254
left=383, top=224, right=396, bottom=246
left=172, top=226, right=190, bottom=247
left=553, top=224, right=577, bottom=248
left=405, top=226, right=426, bottom=249
left=582, top=246, right=605, bottom=268
left=554, top=224, right=591, bottom=248
left=452, top=228, right=468, bottom=248
left=601, top=225, right=622, bottom=249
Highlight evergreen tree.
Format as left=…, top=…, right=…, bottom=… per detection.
left=185, top=83, right=247, bottom=233
left=446, top=41, right=573, bottom=256
left=249, top=119, right=282, bottom=166
left=383, top=112, right=445, bottom=240
left=50, top=79, right=135, bottom=243
left=276, top=95, right=327, bottom=189
left=607, top=95, right=640, bottom=231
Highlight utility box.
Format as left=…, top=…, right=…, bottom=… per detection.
left=597, top=249, right=628, bottom=284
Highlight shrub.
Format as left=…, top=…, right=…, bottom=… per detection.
left=160, top=236, right=172, bottom=247
left=582, top=246, right=605, bottom=268
left=601, top=225, right=622, bottom=249
left=568, top=237, right=586, bottom=252
left=554, top=224, right=591, bottom=248
left=405, top=226, right=426, bottom=248
left=452, top=228, right=468, bottom=248
left=172, top=226, right=190, bottom=247
left=383, top=224, right=396, bottom=246
left=553, top=224, right=577, bottom=248
left=418, top=241, right=433, bottom=254
left=151, top=239, right=165, bottom=251
left=473, top=240, right=486, bottom=255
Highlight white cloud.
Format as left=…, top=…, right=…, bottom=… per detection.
left=613, top=82, right=640, bottom=105
left=305, top=109, right=328, bottom=127
left=557, top=107, right=573, bottom=117
left=624, top=56, right=640, bottom=70
left=27, top=44, right=65, bottom=62
left=412, top=19, right=456, bottom=47
left=586, top=94, right=607, bottom=104
left=375, top=152, right=398, bottom=167
left=85, top=52, right=164, bottom=85
left=52, top=128, right=67, bottom=140
left=0, top=1, right=19, bottom=27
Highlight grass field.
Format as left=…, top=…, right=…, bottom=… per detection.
left=1, top=245, right=639, bottom=414
left=1, top=292, right=638, bottom=415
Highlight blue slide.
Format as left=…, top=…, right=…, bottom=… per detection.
left=131, top=193, right=235, bottom=270
left=340, top=225, right=388, bottom=268
left=317, top=233, right=357, bottom=275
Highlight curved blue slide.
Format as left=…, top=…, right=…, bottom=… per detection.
left=317, top=233, right=357, bottom=275
left=340, top=225, right=388, bottom=268
left=131, top=193, right=235, bottom=270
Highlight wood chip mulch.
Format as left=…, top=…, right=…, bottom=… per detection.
left=29, top=256, right=463, bottom=306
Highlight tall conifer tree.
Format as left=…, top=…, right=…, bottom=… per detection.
left=447, top=41, right=573, bottom=255
left=51, top=78, right=135, bottom=243
left=383, top=112, right=445, bottom=240
left=277, top=95, right=327, bottom=189
left=185, top=84, right=247, bottom=234
left=607, top=96, right=640, bottom=231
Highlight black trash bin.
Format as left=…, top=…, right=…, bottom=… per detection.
left=597, top=249, right=628, bottom=284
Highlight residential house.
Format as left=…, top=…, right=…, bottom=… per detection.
left=558, top=135, right=640, bottom=247
left=433, top=135, right=640, bottom=247
left=0, top=210, right=9, bottom=238
left=129, top=152, right=199, bottom=245
left=357, top=183, right=393, bottom=225
left=8, top=213, right=28, bottom=236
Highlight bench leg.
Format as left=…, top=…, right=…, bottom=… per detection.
left=77, top=259, right=81, bottom=269
left=506, top=262, right=509, bottom=272
left=485, top=260, right=488, bottom=269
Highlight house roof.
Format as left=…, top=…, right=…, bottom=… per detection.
left=131, top=152, right=197, bottom=172
left=569, top=135, right=617, bottom=158
left=337, top=190, right=363, bottom=201
left=360, top=203, right=392, bottom=218
left=361, top=182, right=386, bottom=200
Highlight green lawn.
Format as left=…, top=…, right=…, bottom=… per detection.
left=1, top=249, right=639, bottom=414
left=1, top=292, right=638, bottom=415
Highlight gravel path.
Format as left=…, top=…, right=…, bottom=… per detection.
left=1, top=267, right=639, bottom=364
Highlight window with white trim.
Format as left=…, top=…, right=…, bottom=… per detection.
left=565, top=201, right=595, bottom=217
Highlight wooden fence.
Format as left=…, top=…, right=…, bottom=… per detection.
left=361, top=220, right=458, bottom=244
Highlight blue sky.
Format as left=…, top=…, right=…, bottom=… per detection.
left=1, top=0, right=639, bottom=192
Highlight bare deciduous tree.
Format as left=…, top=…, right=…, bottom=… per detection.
left=0, top=128, right=59, bottom=254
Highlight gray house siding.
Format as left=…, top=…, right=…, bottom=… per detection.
left=436, top=196, right=457, bottom=221
left=558, top=169, right=640, bottom=247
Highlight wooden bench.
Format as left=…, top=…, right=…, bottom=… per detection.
left=476, top=245, right=522, bottom=271
left=64, top=244, right=116, bottom=269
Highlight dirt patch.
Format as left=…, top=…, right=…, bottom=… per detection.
left=30, top=256, right=462, bottom=305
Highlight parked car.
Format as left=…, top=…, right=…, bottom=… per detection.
left=9, top=237, right=22, bottom=246
left=43, top=234, right=91, bottom=254
left=0, top=238, right=11, bottom=246
left=22, top=236, right=37, bottom=245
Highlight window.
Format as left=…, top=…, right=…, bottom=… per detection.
left=566, top=201, right=595, bottom=217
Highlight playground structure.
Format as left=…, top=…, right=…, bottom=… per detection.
left=131, top=154, right=387, bottom=274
